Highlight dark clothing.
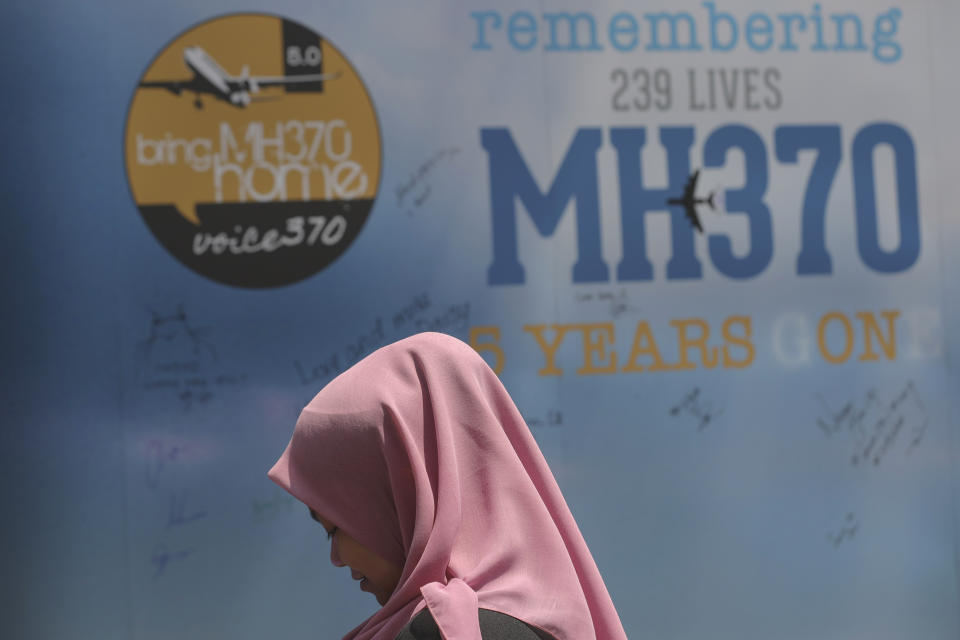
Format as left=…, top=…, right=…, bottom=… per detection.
left=395, top=608, right=557, bottom=640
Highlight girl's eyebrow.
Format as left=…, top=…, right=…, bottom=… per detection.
left=308, top=509, right=337, bottom=537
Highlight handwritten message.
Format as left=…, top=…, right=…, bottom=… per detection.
left=294, top=293, right=472, bottom=393
left=136, top=304, right=247, bottom=412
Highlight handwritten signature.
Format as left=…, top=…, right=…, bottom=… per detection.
left=523, top=409, right=564, bottom=429
left=166, top=489, right=207, bottom=529
left=178, top=387, right=213, bottom=412
left=669, top=387, right=724, bottom=431
left=574, top=288, right=636, bottom=319
left=826, top=512, right=859, bottom=547
left=252, top=492, right=297, bottom=523
left=395, top=147, right=461, bottom=215
left=144, top=439, right=190, bottom=489
left=151, top=543, right=194, bottom=579
left=815, top=380, right=927, bottom=467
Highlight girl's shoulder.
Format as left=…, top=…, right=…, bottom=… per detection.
left=395, top=608, right=557, bottom=640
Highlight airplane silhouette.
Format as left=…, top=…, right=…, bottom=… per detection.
left=666, top=169, right=716, bottom=233
left=138, top=46, right=339, bottom=109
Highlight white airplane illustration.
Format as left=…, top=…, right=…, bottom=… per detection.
left=139, top=46, right=339, bottom=108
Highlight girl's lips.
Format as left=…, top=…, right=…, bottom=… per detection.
left=350, top=569, right=370, bottom=591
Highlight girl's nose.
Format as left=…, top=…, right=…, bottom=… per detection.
left=329, top=539, right=345, bottom=567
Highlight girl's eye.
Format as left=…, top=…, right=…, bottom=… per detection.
left=327, top=526, right=339, bottom=541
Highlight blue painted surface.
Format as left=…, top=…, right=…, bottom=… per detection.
left=2, top=1, right=957, bottom=638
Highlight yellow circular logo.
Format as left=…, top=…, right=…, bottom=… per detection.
left=125, top=14, right=381, bottom=288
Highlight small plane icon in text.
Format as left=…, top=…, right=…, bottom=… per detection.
left=138, top=46, right=339, bottom=109
left=666, top=169, right=716, bottom=233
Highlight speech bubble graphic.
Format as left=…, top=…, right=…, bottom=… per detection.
left=173, top=199, right=200, bottom=226
left=124, top=14, right=381, bottom=287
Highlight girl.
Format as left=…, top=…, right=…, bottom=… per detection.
left=269, top=332, right=626, bottom=639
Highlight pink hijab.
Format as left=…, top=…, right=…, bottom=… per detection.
left=268, top=332, right=626, bottom=640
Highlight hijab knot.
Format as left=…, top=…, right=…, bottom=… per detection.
left=420, top=578, right=481, bottom=640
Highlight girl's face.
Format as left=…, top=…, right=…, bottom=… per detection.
left=310, top=510, right=403, bottom=606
